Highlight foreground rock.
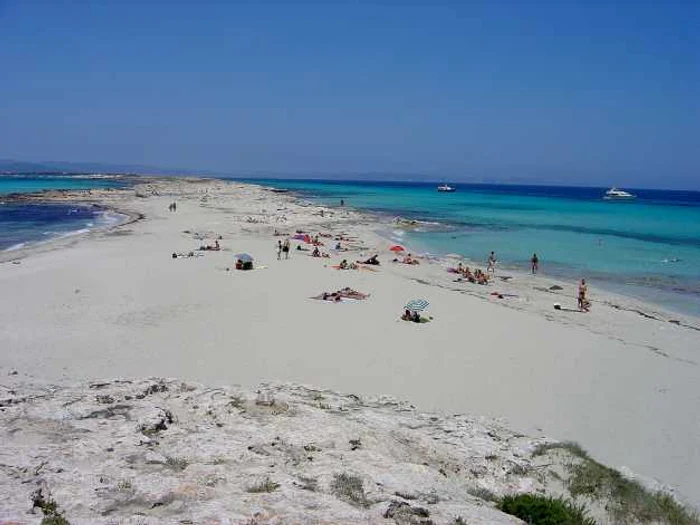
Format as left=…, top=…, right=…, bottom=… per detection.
left=0, top=377, right=543, bottom=524
left=0, top=377, right=693, bottom=525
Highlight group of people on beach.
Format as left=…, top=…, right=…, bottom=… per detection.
left=276, top=239, right=291, bottom=260
left=453, top=263, right=491, bottom=285
left=392, top=253, right=420, bottom=265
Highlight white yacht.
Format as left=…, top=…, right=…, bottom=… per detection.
left=437, top=184, right=456, bottom=192
left=604, top=187, right=636, bottom=200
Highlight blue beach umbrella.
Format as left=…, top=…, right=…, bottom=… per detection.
left=405, top=299, right=429, bottom=312
left=234, top=253, right=254, bottom=262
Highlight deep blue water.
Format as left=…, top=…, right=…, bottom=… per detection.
left=0, top=174, right=125, bottom=195
left=0, top=175, right=127, bottom=252
left=237, top=178, right=700, bottom=316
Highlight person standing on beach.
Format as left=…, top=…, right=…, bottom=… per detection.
left=531, top=253, right=539, bottom=274
left=276, top=240, right=282, bottom=260
left=282, top=238, right=290, bottom=259
left=487, top=251, right=497, bottom=274
left=340, top=198, right=344, bottom=206
left=578, top=279, right=590, bottom=312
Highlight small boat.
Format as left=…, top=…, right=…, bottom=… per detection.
left=437, top=184, right=456, bottom=192
left=603, top=187, right=636, bottom=200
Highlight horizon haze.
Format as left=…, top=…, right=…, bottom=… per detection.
left=0, top=2, right=698, bottom=189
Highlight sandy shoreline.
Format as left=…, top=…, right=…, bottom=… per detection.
left=1, top=176, right=699, bottom=511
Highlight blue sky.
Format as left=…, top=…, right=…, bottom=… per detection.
left=0, top=1, right=698, bottom=188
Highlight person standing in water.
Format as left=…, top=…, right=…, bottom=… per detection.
left=487, top=251, right=497, bottom=274
left=531, top=253, right=539, bottom=274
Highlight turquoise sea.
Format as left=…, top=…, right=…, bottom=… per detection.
left=240, top=178, right=700, bottom=317
left=0, top=175, right=127, bottom=252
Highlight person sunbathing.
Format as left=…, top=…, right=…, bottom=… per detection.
left=401, top=309, right=421, bottom=322
left=321, top=292, right=342, bottom=302
left=338, top=287, right=369, bottom=299
left=339, top=259, right=349, bottom=269
left=361, top=254, right=380, bottom=265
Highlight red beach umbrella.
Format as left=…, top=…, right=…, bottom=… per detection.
left=390, top=245, right=405, bottom=252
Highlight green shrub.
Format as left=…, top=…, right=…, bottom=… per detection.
left=330, top=472, right=369, bottom=508
left=498, top=494, right=596, bottom=525
left=246, top=477, right=280, bottom=493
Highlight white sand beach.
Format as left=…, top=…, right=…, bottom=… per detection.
left=1, top=177, right=699, bottom=521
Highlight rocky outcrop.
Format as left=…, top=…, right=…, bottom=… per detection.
left=0, top=377, right=547, bottom=524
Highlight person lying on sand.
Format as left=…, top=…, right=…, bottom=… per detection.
left=235, top=259, right=254, bottom=270
left=320, top=292, right=342, bottom=302
left=358, top=254, right=380, bottom=265
left=312, top=288, right=369, bottom=302
left=338, top=259, right=358, bottom=269
left=198, top=240, right=221, bottom=251
left=474, top=269, right=489, bottom=285
left=393, top=253, right=420, bottom=265
left=401, top=309, right=423, bottom=323
left=338, top=287, right=369, bottom=299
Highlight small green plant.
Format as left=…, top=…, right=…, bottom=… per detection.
left=466, top=486, right=498, bottom=502
left=164, top=456, right=189, bottom=471
left=568, top=459, right=699, bottom=524
left=533, top=441, right=700, bottom=524
left=117, top=479, right=133, bottom=491
left=498, top=494, right=596, bottom=525
left=246, top=477, right=280, bottom=493
left=228, top=395, right=245, bottom=409
left=297, top=475, right=318, bottom=491
left=532, top=441, right=589, bottom=459
left=330, top=472, right=369, bottom=508
left=32, top=488, right=71, bottom=525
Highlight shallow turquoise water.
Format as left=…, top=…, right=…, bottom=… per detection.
left=239, top=178, right=700, bottom=316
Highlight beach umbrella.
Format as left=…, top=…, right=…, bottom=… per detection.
left=390, top=244, right=405, bottom=252
left=405, top=299, right=429, bottom=312
left=234, top=253, right=254, bottom=262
